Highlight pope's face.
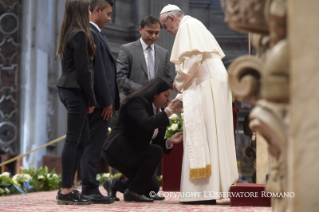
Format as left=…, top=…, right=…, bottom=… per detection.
left=160, top=15, right=178, bottom=36
left=139, top=23, right=161, bottom=46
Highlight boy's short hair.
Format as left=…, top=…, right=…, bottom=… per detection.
left=90, top=0, right=114, bottom=12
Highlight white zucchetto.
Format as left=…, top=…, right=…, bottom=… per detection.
left=160, top=4, right=182, bottom=14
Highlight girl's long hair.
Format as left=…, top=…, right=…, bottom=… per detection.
left=57, top=0, right=95, bottom=60
left=119, top=77, right=172, bottom=114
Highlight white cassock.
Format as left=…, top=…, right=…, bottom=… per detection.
left=171, top=15, right=238, bottom=202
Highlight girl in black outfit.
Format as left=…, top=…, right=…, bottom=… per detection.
left=56, top=0, right=96, bottom=205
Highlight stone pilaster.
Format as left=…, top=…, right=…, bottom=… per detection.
left=288, top=0, right=319, bottom=211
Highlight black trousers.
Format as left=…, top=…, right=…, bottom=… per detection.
left=103, top=144, right=163, bottom=195
left=80, top=108, right=110, bottom=195
left=58, top=88, right=90, bottom=188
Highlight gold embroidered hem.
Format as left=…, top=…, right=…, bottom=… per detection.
left=189, top=164, right=212, bottom=179
left=206, top=164, right=212, bottom=175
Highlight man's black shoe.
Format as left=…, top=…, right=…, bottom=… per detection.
left=152, top=194, right=165, bottom=200
left=103, top=178, right=120, bottom=201
left=56, top=189, right=92, bottom=205
left=124, top=189, right=154, bottom=202
left=81, top=193, right=115, bottom=204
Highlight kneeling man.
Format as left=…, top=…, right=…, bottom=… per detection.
left=103, top=78, right=183, bottom=202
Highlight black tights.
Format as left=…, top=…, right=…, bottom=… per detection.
left=58, top=88, right=90, bottom=188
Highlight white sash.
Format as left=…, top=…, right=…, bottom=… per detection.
left=183, top=79, right=211, bottom=179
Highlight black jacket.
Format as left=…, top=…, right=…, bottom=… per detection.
left=56, top=29, right=96, bottom=106
left=103, top=96, right=171, bottom=165
left=90, top=23, right=120, bottom=110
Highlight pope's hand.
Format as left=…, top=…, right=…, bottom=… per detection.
left=169, top=99, right=183, bottom=113
left=173, top=82, right=182, bottom=94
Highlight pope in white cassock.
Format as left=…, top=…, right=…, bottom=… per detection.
left=159, top=4, right=238, bottom=203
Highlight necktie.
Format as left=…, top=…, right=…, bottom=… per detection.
left=100, top=30, right=107, bottom=42
left=147, top=46, right=155, bottom=80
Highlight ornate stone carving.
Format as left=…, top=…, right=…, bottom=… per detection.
left=0, top=65, right=17, bottom=88
left=269, top=0, right=286, bottom=47
left=249, top=100, right=288, bottom=211
left=227, top=56, right=262, bottom=104
left=0, top=121, right=17, bottom=147
left=221, top=0, right=273, bottom=35
left=262, top=39, right=289, bottom=103
left=0, top=13, right=19, bottom=34
left=222, top=0, right=289, bottom=211
left=0, top=0, right=21, bottom=154
left=0, top=95, right=17, bottom=119
left=250, top=33, right=270, bottom=58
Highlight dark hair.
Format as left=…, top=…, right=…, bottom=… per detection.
left=89, top=0, right=114, bottom=12
left=57, top=0, right=96, bottom=60
left=119, top=77, right=172, bottom=113
left=140, top=15, right=162, bottom=29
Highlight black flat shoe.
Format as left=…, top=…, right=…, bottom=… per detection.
left=152, top=194, right=165, bottom=200
left=103, top=178, right=120, bottom=201
left=56, top=189, right=92, bottom=205
left=81, top=193, right=115, bottom=204
left=124, top=189, right=154, bottom=202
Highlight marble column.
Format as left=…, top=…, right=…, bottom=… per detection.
left=47, top=0, right=67, bottom=156
left=20, top=0, right=66, bottom=169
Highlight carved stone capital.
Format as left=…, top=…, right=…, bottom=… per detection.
left=227, top=56, right=262, bottom=104
left=249, top=100, right=287, bottom=158
left=222, top=0, right=290, bottom=211
left=221, top=0, right=272, bottom=35
left=261, top=39, right=289, bottom=103
left=249, top=100, right=288, bottom=211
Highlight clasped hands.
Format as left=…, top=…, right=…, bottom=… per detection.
left=166, top=98, right=184, bottom=145
left=168, top=98, right=183, bottom=113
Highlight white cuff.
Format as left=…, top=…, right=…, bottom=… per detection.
left=175, top=94, right=183, bottom=102
left=166, top=139, right=173, bottom=149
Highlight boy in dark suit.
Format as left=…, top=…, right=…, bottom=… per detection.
left=80, top=0, right=119, bottom=204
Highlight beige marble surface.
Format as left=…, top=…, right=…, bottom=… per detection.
left=288, top=0, right=319, bottom=211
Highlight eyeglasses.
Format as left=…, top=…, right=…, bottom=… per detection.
left=162, top=16, right=170, bottom=29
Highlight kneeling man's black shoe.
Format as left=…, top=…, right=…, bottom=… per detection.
left=103, top=178, right=120, bottom=201
left=124, top=189, right=154, bottom=202
left=152, top=194, right=165, bottom=200
left=81, top=193, right=115, bottom=204
left=56, top=189, right=91, bottom=205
